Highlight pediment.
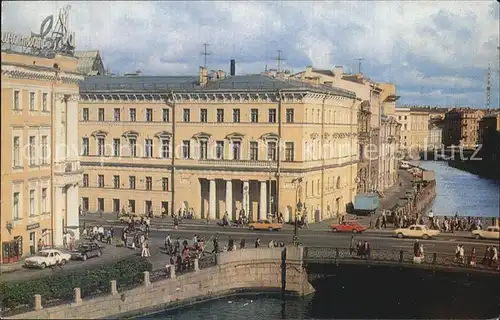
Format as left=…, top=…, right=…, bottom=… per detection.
left=154, top=131, right=172, bottom=139
left=91, top=130, right=108, bottom=137
left=225, top=132, right=245, bottom=140
left=193, top=132, right=212, bottom=140
left=260, top=132, right=279, bottom=140
left=122, top=130, right=140, bottom=138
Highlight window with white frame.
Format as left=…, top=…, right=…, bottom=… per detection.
left=267, top=141, right=277, bottom=160
left=161, top=138, right=170, bottom=158
left=114, top=108, right=121, bottom=121
left=42, top=188, right=48, bottom=213
left=232, top=141, right=241, bottom=160
left=250, top=109, right=258, bottom=123
left=29, top=189, right=35, bottom=216
left=29, top=136, right=36, bottom=166
left=113, top=139, right=121, bottom=156
left=83, top=174, right=89, bottom=187
left=162, top=108, right=170, bottom=122
left=42, top=93, right=48, bottom=111
left=199, top=140, right=208, bottom=160
left=146, top=109, right=153, bottom=122
left=82, top=137, right=89, bottom=156
left=13, top=192, right=20, bottom=220
left=145, top=139, right=153, bottom=157
left=14, top=90, right=20, bottom=110
left=182, top=140, right=190, bottom=159
left=82, top=108, right=89, bottom=121
left=200, top=109, right=207, bottom=122
left=285, top=142, right=294, bottom=161
left=29, top=92, right=35, bottom=111
left=13, top=136, right=20, bottom=167
left=130, top=108, right=136, bottom=122
left=249, top=141, right=258, bottom=161
left=129, top=138, right=137, bottom=157
left=98, top=108, right=105, bottom=121
left=215, top=141, right=224, bottom=159
left=41, top=135, right=48, bottom=164
left=97, top=137, right=105, bottom=156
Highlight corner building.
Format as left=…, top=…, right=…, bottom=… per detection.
left=79, top=72, right=359, bottom=223
left=1, top=51, right=82, bottom=262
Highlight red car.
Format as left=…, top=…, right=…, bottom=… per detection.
left=330, top=220, right=367, bottom=233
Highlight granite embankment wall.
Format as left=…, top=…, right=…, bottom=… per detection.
left=414, top=179, right=436, bottom=214
left=6, top=247, right=314, bottom=319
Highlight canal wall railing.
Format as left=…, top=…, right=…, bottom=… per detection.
left=4, top=247, right=313, bottom=319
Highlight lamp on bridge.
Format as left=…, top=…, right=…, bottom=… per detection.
left=294, top=200, right=303, bottom=246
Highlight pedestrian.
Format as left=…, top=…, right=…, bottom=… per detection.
left=255, top=238, right=261, bottom=248
left=363, top=241, right=371, bottom=259
left=349, top=236, right=355, bottom=255
left=240, top=238, right=246, bottom=249
left=469, top=248, right=476, bottom=266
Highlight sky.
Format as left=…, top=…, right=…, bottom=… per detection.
left=2, top=1, right=499, bottom=107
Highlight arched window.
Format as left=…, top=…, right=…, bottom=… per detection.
left=336, top=177, right=341, bottom=189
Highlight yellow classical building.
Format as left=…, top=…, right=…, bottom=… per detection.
left=78, top=68, right=359, bottom=223
left=1, top=51, right=83, bottom=263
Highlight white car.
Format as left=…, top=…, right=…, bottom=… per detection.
left=24, top=249, right=71, bottom=269
left=394, top=224, right=440, bottom=240
left=472, top=226, right=500, bottom=240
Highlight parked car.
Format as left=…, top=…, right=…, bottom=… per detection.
left=471, top=226, right=500, bottom=240
left=248, top=220, right=283, bottom=231
left=330, top=220, right=367, bottom=233
left=70, top=242, right=103, bottom=261
left=394, top=224, right=440, bottom=239
left=24, top=249, right=71, bottom=269
left=119, top=213, right=141, bottom=224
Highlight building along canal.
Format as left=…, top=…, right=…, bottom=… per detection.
left=413, top=161, right=500, bottom=218
left=137, top=265, right=500, bottom=319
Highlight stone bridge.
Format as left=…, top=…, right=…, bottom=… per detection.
left=5, top=246, right=499, bottom=319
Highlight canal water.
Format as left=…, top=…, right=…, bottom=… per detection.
left=413, top=161, right=500, bottom=218
left=136, top=265, right=500, bottom=319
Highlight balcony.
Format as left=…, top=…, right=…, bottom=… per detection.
left=198, top=159, right=277, bottom=168
left=55, top=161, right=82, bottom=175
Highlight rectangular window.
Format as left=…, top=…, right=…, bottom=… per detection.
left=42, top=93, right=48, bottom=111
left=162, top=177, right=169, bottom=191
left=161, top=139, right=170, bottom=158
left=267, top=141, right=277, bottom=160
left=83, top=174, right=89, bottom=187
left=14, top=90, right=20, bottom=110
left=13, top=192, right=20, bottom=219
left=29, top=92, right=35, bottom=111
left=29, top=189, right=35, bottom=216
left=29, top=136, right=36, bottom=166
left=145, top=139, right=153, bottom=157
left=98, top=108, right=105, bottom=121
left=251, top=109, right=258, bottom=123
left=82, top=197, right=89, bottom=211
left=130, top=108, right=136, bottom=122
left=199, top=140, right=208, bottom=159
left=217, top=109, right=224, bottom=123
left=98, top=175, right=104, bottom=188
left=250, top=141, right=258, bottom=161
left=13, top=136, right=20, bottom=167
left=82, top=137, right=89, bottom=156
left=42, top=188, right=47, bottom=213
left=82, top=108, right=89, bottom=121
left=145, top=201, right=152, bottom=214
left=129, top=138, right=137, bottom=157
left=285, top=142, right=294, bottom=161
left=146, top=108, right=153, bottom=122
left=232, top=141, right=241, bottom=160
left=216, top=141, right=224, bottom=159
left=97, top=137, right=105, bottom=156
left=286, top=109, right=294, bottom=123
left=114, top=108, right=121, bottom=121
left=41, top=135, right=48, bottom=164
left=183, top=109, right=190, bottom=122
left=113, top=175, right=120, bottom=189
left=113, top=199, right=120, bottom=213
left=268, top=109, right=276, bottom=123
left=182, top=140, right=190, bottom=159
left=129, top=176, right=136, bottom=189
left=113, top=139, right=120, bottom=157
left=200, top=109, right=208, bottom=123
left=128, top=200, right=136, bottom=213
left=232, top=109, right=240, bottom=123
left=146, top=177, right=152, bottom=190
left=162, top=108, right=170, bottom=122
left=97, top=198, right=104, bottom=212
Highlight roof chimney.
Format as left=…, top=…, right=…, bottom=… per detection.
left=230, top=59, right=236, bottom=76
left=199, top=66, right=208, bottom=86
left=334, top=66, right=344, bottom=78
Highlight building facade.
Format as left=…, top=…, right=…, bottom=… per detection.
left=379, top=117, right=401, bottom=190
left=409, top=109, right=430, bottom=150
left=444, top=108, right=485, bottom=148
left=395, top=107, right=411, bottom=149
left=1, top=52, right=82, bottom=263
left=78, top=71, right=359, bottom=223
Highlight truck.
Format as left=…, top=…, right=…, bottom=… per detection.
left=353, top=193, right=380, bottom=216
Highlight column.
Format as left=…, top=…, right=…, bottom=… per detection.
left=66, top=184, right=80, bottom=240
left=242, top=181, right=250, bottom=218
left=53, top=187, right=64, bottom=247
left=259, top=181, right=267, bottom=220
left=209, top=180, right=216, bottom=219
left=225, top=180, right=232, bottom=219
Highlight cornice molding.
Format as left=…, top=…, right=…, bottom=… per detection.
left=1, top=65, right=83, bottom=84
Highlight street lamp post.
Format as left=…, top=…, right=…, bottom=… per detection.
left=268, top=157, right=273, bottom=219
left=292, top=177, right=303, bottom=246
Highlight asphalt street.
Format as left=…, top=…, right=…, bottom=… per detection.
left=3, top=224, right=496, bottom=283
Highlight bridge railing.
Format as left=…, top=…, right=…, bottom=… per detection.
left=303, top=247, right=499, bottom=272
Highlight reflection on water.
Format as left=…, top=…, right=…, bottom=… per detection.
left=137, top=266, right=500, bottom=319
left=413, top=161, right=500, bottom=217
